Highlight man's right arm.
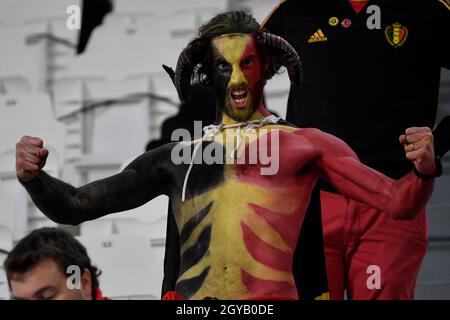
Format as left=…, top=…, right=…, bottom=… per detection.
left=16, top=136, right=173, bottom=225
left=305, top=128, right=435, bottom=220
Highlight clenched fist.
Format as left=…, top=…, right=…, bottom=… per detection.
left=16, top=136, right=49, bottom=182
left=399, top=127, right=436, bottom=176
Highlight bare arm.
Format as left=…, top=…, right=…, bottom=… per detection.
left=16, top=136, right=173, bottom=225
left=304, top=129, right=435, bottom=220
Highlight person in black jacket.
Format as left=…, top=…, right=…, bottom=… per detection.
left=264, top=0, right=450, bottom=299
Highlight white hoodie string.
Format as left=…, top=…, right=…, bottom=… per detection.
left=181, top=115, right=280, bottom=201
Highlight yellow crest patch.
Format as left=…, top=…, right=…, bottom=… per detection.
left=385, top=22, right=408, bottom=48
left=328, top=17, right=339, bottom=27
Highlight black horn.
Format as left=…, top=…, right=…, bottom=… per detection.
left=257, top=32, right=302, bottom=86
left=164, top=39, right=209, bottom=104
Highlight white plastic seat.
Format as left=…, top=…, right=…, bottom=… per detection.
left=262, top=68, right=289, bottom=118
left=148, top=72, right=179, bottom=137
left=0, top=225, right=11, bottom=300
left=57, top=14, right=171, bottom=81
left=0, top=226, right=13, bottom=250
left=0, top=226, right=13, bottom=266
left=114, top=0, right=229, bottom=17
left=0, top=93, right=55, bottom=123
left=0, top=0, right=81, bottom=25
left=80, top=219, right=114, bottom=237
left=0, top=93, right=65, bottom=161
left=254, top=0, right=280, bottom=23
left=0, top=269, right=9, bottom=300
left=0, top=147, right=59, bottom=240
left=0, top=23, right=48, bottom=93
left=0, top=173, right=28, bottom=241
left=113, top=215, right=167, bottom=242
left=77, top=235, right=163, bottom=299
left=48, top=17, right=80, bottom=51
left=83, top=77, right=152, bottom=156
left=0, top=225, right=13, bottom=300
left=51, top=78, right=84, bottom=123
left=0, top=93, right=64, bottom=238
left=26, top=220, right=58, bottom=233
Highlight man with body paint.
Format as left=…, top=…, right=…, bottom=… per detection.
left=15, top=11, right=437, bottom=300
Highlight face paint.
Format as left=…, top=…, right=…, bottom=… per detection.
left=211, top=34, right=265, bottom=122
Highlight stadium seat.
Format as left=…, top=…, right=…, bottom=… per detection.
left=0, top=226, right=13, bottom=265
left=0, top=0, right=81, bottom=24
left=264, top=69, right=289, bottom=118
left=0, top=23, right=48, bottom=93
left=0, top=93, right=64, bottom=238
left=77, top=235, right=163, bottom=299
left=0, top=93, right=65, bottom=163
left=0, top=269, right=9, bottom=300
left=84, top=76, right=152, bottom=156
left=80, top=219, right=114, bottom=237
left=114, top=0, right=229, bottom=17
left=57, top=14, right=171, bottom=81
left=114, top=215, right=167, bottom=242
left=148, top=72, right=179, bottom=138
left=0, top=172, right=28, bottom=241
left=0, top=226, right=11, bottom=299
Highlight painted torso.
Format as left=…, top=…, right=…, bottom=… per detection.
left=169, top=125, right=319, bottom=299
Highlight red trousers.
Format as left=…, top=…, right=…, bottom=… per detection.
left=321, top=190, right=428, bottom=300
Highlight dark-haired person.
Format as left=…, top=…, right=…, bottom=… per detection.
left=263, top=0, right=450, bottom=299
left=4, top=227, right=103, bottom=300
left=15, top=11, right=437, bottom=300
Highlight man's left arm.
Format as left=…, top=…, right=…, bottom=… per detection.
left=305, top=128, right=436, bottom=220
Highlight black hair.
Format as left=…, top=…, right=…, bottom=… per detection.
left=198, top=11, right=261, bottom=40
left=3, top=227, right=101, bottom=300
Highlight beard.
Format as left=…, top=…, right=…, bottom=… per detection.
left=223, top=92, right=256, bottom=122
left=211, top=72, right=265, bottom=122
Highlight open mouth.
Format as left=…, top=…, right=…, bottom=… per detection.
left=230, top=88, right=248, bottom=109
